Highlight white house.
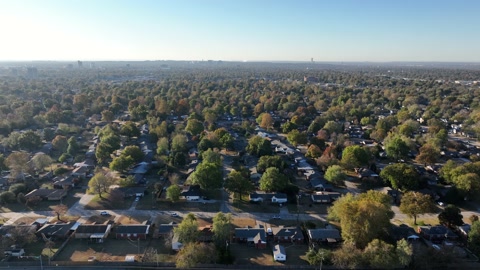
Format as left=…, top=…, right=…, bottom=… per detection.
left=271, top=193, right=287, bottom=204
left=273, top=244, right=286, bottom=262
left=181, top=185, right=201, bottom=201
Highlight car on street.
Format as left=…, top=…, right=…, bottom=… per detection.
left=272, top=215, right=281, bottom=219
left=171, top=212, right=179, bottom=217
left=100, top=211, right=109, bottom=216
left=135, top=197, right=140, bottom=202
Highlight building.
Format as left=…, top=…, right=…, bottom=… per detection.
left=181, top=185, right=201, bottom=201
left=273, top=244, right=286, bottom=262
left=74, top=223, right=112, bottom=243
left=271, top=226, right=304, bottom=244
left=24, top=189, right=67, bottom=201
left=115, top=224, right=150, bottom=240
left=234, top=225, right=267, bottom=249
left=307, top=228, right=342, bottom=244
left=271, top=193, right=288, bottom=204
left=37, top=222, right=76, bottom=240
left=311, top=194, right=331, bottom=203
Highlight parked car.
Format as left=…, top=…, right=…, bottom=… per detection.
left=171, top=212, right=179, bottom=217
left=272, top=215, right=281, bottom=219
left=135, top=197, right=140, bottom=202
left=100, top=211, right=109, bottom=216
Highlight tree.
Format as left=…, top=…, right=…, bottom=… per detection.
left=259, top=167, right=288, bottom=192
left=174, top=213, right=199, bottom=244
left=468, top=220, right=480, bottom=255
left=384, top=135, right=410, bottom=161
left=438, top=204, right=463, bottom=228
left=185, top=119, right=204, bottom=136
left=171, top=134, right=188, bottom=153
left=256, top=155, right=285, bottom=173
left=109, top=155, right=134, bottom=172
left=305, top=144, right=322, bottom=159
left=201, top=148, right=222, bottom=166
left=323, top=121, right=343, bottom=135
left=52, top=135, right=68, bottom=152
left=157, top=137, right=169, bottom=155
left=101, top=110, right=114, bottom=122
left=166, top=185, right=181, bottom=203
left=380, top=163, right=419, bottom=191
left=415, top=143, right=440, bottom=165
left=8, top=183, right=26, bottom=196
left=52, top=204, right=68, bottom=222
left=332, top=242, right=364, bottom=269
left=287, top=129, right=308, bottom=146
left=399, top=191, right=435, bottom=225
left=175, top=242, right=216, bottom=268
left=0, top=191, right=16, bottom=204
left=66, top=136, right=80, bottom=156
left=259, top=113, right=273, bottom=129
left=212, top=212, right=232, bottom=249
left=31, top=153, right=53, bottom=173
left=120, top=121, right=140, bottom=138
left=246, top=135, right=272, bottom=157
left=224, top=170, right=254, bottom=200
left=452, top=173, right=480, bottom=197
left=396, top=239, right=413, bottom=267
left=324, top=165, right=346, bottom=185
left=88, top=173, right=114, bottom=199
left=122, top=145, right=144, bottom=163
left=5, top=151, right=30, bottom=180
left=363, top=239, right=397, bottom=269
left=306, top=248, right=332, bottom=268
left=328, top=191, right=394, bottom=248
left=190, top=161, right=222, bottom=190
left=18, top=130, right=42, bottom=151
left=341, top=145, right=370, bottom=169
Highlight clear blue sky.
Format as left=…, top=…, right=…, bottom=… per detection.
left=0, top=0, right=479, bottom=62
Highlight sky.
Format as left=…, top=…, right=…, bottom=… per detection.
left=0, top=0, right=479, bottom=62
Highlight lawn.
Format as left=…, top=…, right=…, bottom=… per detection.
left=84, top=193, right=132, bottom=210
left=232, top=217, right=257, bottom=228
left=0, top=190, right=82, bottom=213
left=55, top=238, right=176, bottom=263
left=144, top=200, right=221, bottom=212
left=116, top=215, right=151, bottom=225
left=229, top=243, right=309, bottom=266
left=296, top=196, right=330, bottom=215
left=231, top=200, right=280, bottom=214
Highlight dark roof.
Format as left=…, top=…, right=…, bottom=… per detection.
left=235, top=226, right=266, bottom=242
left=273, top=193, right=287, bottom=199
left=311, top=194, right=331, bottom=201
left=117, top=186, right=146, bottom=196
left=308, top=229, right=341, bottom=240
left=158, top=223, right=177, bottom=234
left=391, top=224, right=417, bottom=240
left=419, top=225, right=448, bottom=235
left=272, top=227, right=304, bottom=239
left=115, top=225, right=149, bottom=234
left=181, top=185, right=201, bottom=197
left=37, top=222, right=75, bottom=236
left=249, top=193, right=262, bottom=199
left=25, top=188, right=67, bottom=199
left=75, top=224, right=110, bottom=234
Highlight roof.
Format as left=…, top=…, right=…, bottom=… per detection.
left=158, top=223, right=177, bottom=234
left=273, top=244, right=286, bottom=256
left=115, top=225, right=150, bottom=234
left=235, top=226, right=266, bottom=242
left=37, top=222, right=75, bottom=236
left=24, top=188, right=67, bottom=199
left=181, top=185, right=201, bottom=197
left=419, top=225, right=448, bottom=235
left=0, top=225, right=37, bottom=236
left=311, top=194, right=331, bottom=201
left=308, top=229, right=341, bottom=241
left=272, top=227, right=304, bottom=239
left=75, top=224, right=111, bottom=234
left=272, top=193, right=287, bottom=199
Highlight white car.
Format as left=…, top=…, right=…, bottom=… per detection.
left=135, top=197, right=140, bottom=202
left=171, top=212, right=179, bottom=217
left=100, top=211, right=109, bottom=216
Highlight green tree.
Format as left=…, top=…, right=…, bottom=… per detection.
left=259, top=167, right=288, bottom=192
left=166, top=185, right=182, bottom=203
left=8, top=183, right=26, bottom=196
left=452, top=173, right=480, bottom=197
left=52, top=135, right=68, bottom=152
left=185, top=119, right=204, bottom=136
left=201, top=148, right=222, bottom=166
left=212, top=212, right=232, bottom=249
left=380, top=163, right=419, bottom=191
left=399, top=191, right=435, bottom=225
left=5, top=151, right=30, bottom=180
left=287, top=129, right=308, bottom=146
left=363, top=239, right=397, bottom=269
left=88, top=173, right=114, bottom=199
left=396, top=239, right=413, bottom=267
left=171, top=134, right=188, bottom=153
left=328, top=191, right=394, bottom=248
left=246, top=135, right=272, bottom=157
left=259, top=113, right=273, bottom=129
left=306, top=248, right=332, bottom=268
left=156, top=137, right=169, bottom=155
left=323, top=121, right=343, bottom=135
left=257, top=155, right=285, bottom=173
left=438, top=204, right=463, bottom=228
left=305, top=144, right=322, bottom=159
left=120, top=121, right=141, bottom=138
left=341, top=145, right=370, bottom=169
left=18, top=130, right=42, bottom=151
left=122, top=145, right=144, bottom=163
left=224, top=170, right=254, bottom=200
left=0, top=191, right=16, bottom=204
left=31, top=153, right=53, bottom=173
left=468, top=221, right=480, bottom=255
left=109, top=155, right=135, bottom=172
left=332, top=242, right=364, bottom=269
left=384, top=135, right=410, bottom=161
left=325, top=165, right=346, bottom=185
left=101, top=110, right=114, bottom=122
left=190, top=161, right=222, bottom=190
left=175, top=242, right=216, bottom=268
left=66, top=136, right=80, bottom=156
left=174, top=213, right=199, bottom=244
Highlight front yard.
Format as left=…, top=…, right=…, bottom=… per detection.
left=84, top=193, right=132, bottom=210
left=229, top=243, right=309, bottom=266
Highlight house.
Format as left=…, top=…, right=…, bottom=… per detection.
left=309, top=177, right=327, bottom=190
left=271, top=193, right=288, bottom=204
left=181, top=185, right=201, bottom=201
left=198, top=225, right=214, bottom=242
left=24, top=188, right=67, bottom=201
left=116, top=186, right=146, bottom=198
left=249, top=193, right=263, bottom=203
left=115, top=224, right=150, bottom=240
left=272, top=226, right=304, bottom=244
left=37, top=222, right=76, bottom=240
left=53, top=176, right=77, bottom=189
left=391, top=224, right=418, bottom=241
left=74, top=223, right=112, bottom=243
left=172, top=233, right=183, bottom=251
left=308, top=228, right=342, bottom=243
left=158, top=222, right=177, bottom=238
left=311, top=194, right=331, bottom=204
left=418, top=225, right=458, bottom=243
left=72, top=166, right=89, bottom=178
left=273, top=244, right=286, bottom=262
left=234, top=225, right=267, bottom=249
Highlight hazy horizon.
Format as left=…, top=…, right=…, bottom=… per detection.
left=1, top=0, right=479, bottom=62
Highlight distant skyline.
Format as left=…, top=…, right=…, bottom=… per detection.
left=0, top=0, right=479, bottom=62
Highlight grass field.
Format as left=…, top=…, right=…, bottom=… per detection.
left=84, top=193, right=132, bottom=210
left=144, top=200, right=221, bottom=212
left=229, top=243, right=309, bottom=266
left=0, top=190, right=82, bottom=213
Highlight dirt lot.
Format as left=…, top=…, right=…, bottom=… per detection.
left=232, top=217, right=257, bottom=228
left=116, top=215, right=151, bottom=225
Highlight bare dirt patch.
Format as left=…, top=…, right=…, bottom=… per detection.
left=116, top=215, right=151, bottom=225
left=232, top=217, right=256, bottom=228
